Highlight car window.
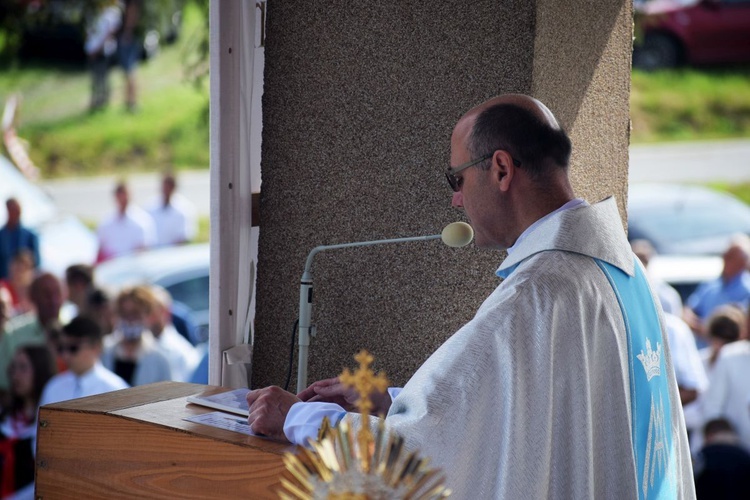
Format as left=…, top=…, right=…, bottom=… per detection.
left=164, top=275, right=209, bottom=313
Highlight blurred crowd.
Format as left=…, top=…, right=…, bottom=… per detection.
left=0, top=172, right=204, bottom=497
left=635, top=234, right=750, bottom=497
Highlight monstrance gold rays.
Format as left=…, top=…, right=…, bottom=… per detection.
left=278, top=350, right=451, bottom=499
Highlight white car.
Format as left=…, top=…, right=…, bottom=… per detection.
left=628, top=183, right=750, bottom=256
left=647, top=253, right=723, bottom=303
left=0, top=154, right=98, bottom=276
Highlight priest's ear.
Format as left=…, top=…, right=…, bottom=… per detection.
left=490, top=150, right=517, bottom=191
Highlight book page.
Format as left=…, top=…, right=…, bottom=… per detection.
left=186, top=388, right=251, bottom=417
left=184, top=412, right=260, bottom=436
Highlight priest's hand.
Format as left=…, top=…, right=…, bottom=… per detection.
left=246, top=386, right=300, bottom=442
left=297, top=377, right=392, bottom=416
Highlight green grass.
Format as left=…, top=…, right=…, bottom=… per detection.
left=0, top=2, right=209, bottom=178
left=631, top=66, right=750, bottom=143
left=708, top=182, right=750, bottom=206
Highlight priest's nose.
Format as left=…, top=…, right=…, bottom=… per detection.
left=451, top=191, right=464, bottom=208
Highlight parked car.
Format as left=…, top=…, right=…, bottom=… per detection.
left=95, top=243, right=210, bottom=342
left=0, top=153, right=98, bottom=276
left=647, top=253, right=723, bottom=301
left=628, top=183, right=750, bottom=256
left=633, top=0, right=750, bottom=70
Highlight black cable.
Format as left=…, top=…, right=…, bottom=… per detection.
left=284, top=319, right=299, bottom=392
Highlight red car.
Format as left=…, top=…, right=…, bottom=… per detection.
left=633, top=0, right=750, bottom=70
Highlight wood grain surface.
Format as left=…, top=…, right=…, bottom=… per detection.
left=36, top=382, right=296, bottom=499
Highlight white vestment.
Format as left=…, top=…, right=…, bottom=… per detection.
left=289, top=198, right=695, bottom=499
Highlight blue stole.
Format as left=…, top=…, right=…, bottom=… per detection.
left=597, top=258, right=676, bottom=499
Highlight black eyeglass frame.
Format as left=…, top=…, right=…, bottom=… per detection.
left=445, top=151, right=522, bottom=192
left=57, top=342, right=83, bottom=355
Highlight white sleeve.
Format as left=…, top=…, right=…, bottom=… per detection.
left=284, top=402, right=346, bottom=446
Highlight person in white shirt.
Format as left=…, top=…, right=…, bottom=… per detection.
left=147, top=173, right=197, bottom=247
left=39, top=316, right=129, bottom=407
left=700, top=305, right=750, bottom=451
left=664, top=312, right=708, bottom=406
left=84, top=0, right=122, bottom=111
left=96, top=181, right=156, bottom=262
left=685, top=305, right=744, bottom=455
left=148, top=285, right=199, bottom=382
left=631, top=239, right=683, bottom=316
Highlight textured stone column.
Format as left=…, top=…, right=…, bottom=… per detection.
left=253, top=0, right=632, bottom=388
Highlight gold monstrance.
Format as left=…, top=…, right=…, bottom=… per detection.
left=279, top=350, right=451, bottom=499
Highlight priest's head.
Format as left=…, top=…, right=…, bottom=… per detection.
left=447, top=94, right=575, bottom=250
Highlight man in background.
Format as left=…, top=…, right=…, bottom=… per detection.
left=64, top=264, right=95, bottom=316
left=0, top=198, right=39, bottom=280
left=84, top=0, right=122, bottom=112
left=0, top=273, right=65, bottom=392
left=118, top=0, right=144, bottom=113
left=147, top=285, right=199, bottom=382
left=684, top=235, right=750, bottom=339
left=148, top=173, right=197, bottom=247
left=39, top=315, right=128, bottom=406
left=97, top=181, right=156, bottom=262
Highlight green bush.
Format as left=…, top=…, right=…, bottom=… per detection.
left=631, top=67, right=750, bottom=143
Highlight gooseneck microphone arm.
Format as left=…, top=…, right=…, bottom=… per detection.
left=298, top=234, right=441, bottom=393
left=296, top=222, right=473, bottom=393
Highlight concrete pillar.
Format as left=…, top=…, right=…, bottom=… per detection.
left=253, top=0, right=632, bottom=389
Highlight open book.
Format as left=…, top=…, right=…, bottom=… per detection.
left=186, top=388, right=251, bottom=417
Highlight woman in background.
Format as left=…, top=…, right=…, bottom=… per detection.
left=102, top=286, right=172, bottom=386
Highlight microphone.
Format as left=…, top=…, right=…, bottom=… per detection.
left=296, top=222, right=473, bottom=392
left=441, top=221, right=474, bottom=247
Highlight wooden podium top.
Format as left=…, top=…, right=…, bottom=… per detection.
left=36, top=382, right=296, bottom=499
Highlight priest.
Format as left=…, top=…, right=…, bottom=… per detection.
left=246, top=94, right=695, bottom=498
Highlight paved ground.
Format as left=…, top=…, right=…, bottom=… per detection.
left=39, top=169, right=211, bottom=223
left=38, top=139, right=750, bottom=222
left=629, top=138, right=750, bottom=184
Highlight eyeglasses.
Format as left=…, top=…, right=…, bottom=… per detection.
left=57, top=343, right=82, bottom=355
left=445, top=152, right=522, bottom=192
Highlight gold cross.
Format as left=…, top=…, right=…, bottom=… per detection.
left=339, top=350, right=389, bottom=471
left=339, top=350, right=389, bottom=416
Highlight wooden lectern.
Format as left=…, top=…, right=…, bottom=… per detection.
left=36, top=382, right=296, bottom=499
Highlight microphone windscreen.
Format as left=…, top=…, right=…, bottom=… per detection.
left=441, top=222, right=474, bottom=247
